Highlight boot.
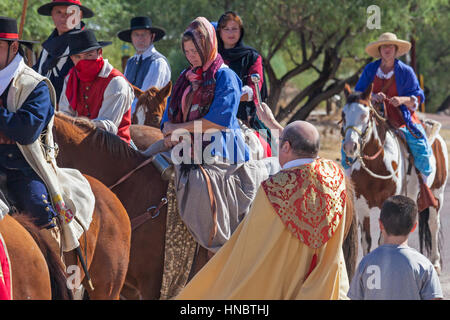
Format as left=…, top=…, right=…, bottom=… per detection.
left=416, top=172, right=438, bottom=212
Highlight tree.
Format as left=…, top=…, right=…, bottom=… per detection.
left=2, top=0, right=448, bottom=117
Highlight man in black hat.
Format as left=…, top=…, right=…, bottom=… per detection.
left=59, top=29, right=133, bottom=145
left=0, top=16, right=58, bottom=228
left=34, top=0, right=95, bottom=101
left=117, top=16, right=171, bottom=117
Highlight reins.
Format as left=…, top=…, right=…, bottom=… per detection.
left=342, top=101, right=401, bottom=180
left=108, top=156, right=155, bottom=190
left=108, top=155, right=169, bottom=231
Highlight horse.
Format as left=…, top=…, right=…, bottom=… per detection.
left=54, top=112, right=171, bottom=299
left=1, top=174, right=131, bottom=300
left=53, top=112, right=359, bottom=298
left=131, top=82, right=172, bottom=127
left=0, top=214, right=61, bottom=300
left=130, top=124, right=163, bottom=151
left=340, top=84, right=448, bottom=273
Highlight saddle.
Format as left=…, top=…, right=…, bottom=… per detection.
left=390, top=119, right=440, bottom=212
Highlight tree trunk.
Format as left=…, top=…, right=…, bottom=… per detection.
left=288, top=61, right=369, bottom=121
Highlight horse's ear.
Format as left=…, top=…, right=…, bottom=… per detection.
left=159, top=81, right=172, bottom=98
left=362, top=83, right=373, bottom=101
left=344, top=83, right=352, bottom=98
left=132, top=85, right=144, bottom=98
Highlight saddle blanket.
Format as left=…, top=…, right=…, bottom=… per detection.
left=0, top=232, right=12, bottom=300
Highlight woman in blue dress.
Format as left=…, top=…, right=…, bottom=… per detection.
left=154, top=17, right=278, bottom=253
left=160, top=16, right=248, bottom=165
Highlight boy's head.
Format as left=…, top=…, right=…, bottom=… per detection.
left=380, top=195, right=418, bottom=236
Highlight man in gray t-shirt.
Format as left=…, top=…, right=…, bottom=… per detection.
left=348, top=244, right=443, bottom=300
left=347, top=195, right=443, bottom=300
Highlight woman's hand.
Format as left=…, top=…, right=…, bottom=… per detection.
left=241, top=85, right=253, bottom=102
left=256, top=102, right=284, bottom=132
left=162, top=122, right=176, bottom=137
left=371, top=92, right=386, bottom=104
left=389, top=96, right=412, bottom=108
left=163, top=135, right=181, bottom=148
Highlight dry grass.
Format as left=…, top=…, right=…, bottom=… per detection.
left=309, top=112, right=343, bottom=162
left=439, top=128, right=450, bottom=156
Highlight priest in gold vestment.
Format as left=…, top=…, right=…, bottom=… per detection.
left=176, top=120, right=350, bottom=300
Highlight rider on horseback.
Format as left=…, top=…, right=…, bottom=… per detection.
left=118, top=16, right=171, bottom=117
left=354, top=33, right=432, bottom=185
left=58, top=29, right=133, bottom=145
left=34, top=0, right=95, bottom=101
left=0, top=17, right=95, bottom=256
left=0, top=17, right=58, bottom=228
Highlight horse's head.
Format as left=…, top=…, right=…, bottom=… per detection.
left=133, top=82, right=172, bottom=127
left=341, top=84, right=374, bottom=159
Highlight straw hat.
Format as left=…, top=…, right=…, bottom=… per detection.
left=365, top=32, right=411, bottom=58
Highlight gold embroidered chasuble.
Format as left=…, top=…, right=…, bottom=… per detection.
left=176, top=158, right=349, bottom=300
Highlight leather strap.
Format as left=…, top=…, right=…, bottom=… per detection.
left=199, top=165, right=218, bottom=248
left=109, top=156, right=154, bottom=190
left=131, top=197, right=168, bottom=232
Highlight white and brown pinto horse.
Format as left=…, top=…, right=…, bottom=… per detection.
left=341, top=84, right=448, bottom=273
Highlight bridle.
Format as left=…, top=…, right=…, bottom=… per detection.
left=341, top=101, right=401, bottom=180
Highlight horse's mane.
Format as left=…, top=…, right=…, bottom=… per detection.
left=346, top=92, right=367, bottom=105
left=55, top=113, right=144, bottom=160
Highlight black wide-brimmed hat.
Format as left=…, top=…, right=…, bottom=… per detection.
left=60, top=29, right=111, bottom=57
left=37, top=0, right=94, bottom=19
left=0, top=16, right=39, bottom=47
left=117, top=17, right=165, bottom=43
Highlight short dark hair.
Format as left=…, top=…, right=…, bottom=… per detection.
left=380, top=195, right=417, bottom=236
left=282, top=126, right=320, bottom=157
left=218, top=11, right=243, bottom=31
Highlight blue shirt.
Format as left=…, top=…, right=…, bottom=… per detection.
left=161, top=67, right=249, bottom=163
left=355, top=59, right=425, bottom=138
left=0, top=81, right=54, bottom=169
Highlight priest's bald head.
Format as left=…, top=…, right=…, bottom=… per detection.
left=278, top=120, right=320, bottom=167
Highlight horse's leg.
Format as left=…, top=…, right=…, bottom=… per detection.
left=360, top=216, right=371, bottom=254
left=428, top=191, right=444, bottom=275
left=0, top=215, right=52, bottom=300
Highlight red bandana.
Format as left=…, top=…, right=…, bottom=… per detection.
left=66, top=57, right=104, bottom=110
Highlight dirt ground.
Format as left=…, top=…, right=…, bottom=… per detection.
left=308, top=110, right=450, bottom=299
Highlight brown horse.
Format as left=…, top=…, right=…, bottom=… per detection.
left=54, top=113, right=169, bottom=299
left=131, top=82, right=172, bottom=127
left=1, top=175, right=131, bottom=300
left=0, top=214, right=54, bottom=300
left=53, top=112, right=358, bottom=298
left=61, top=175, right=131, bottom=299
left=130, top=124, right=163, bottom=151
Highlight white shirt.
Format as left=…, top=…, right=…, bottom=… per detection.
left=282, top=158, right=316, bottom=170
left=59, top=59, right=134, bottom=135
